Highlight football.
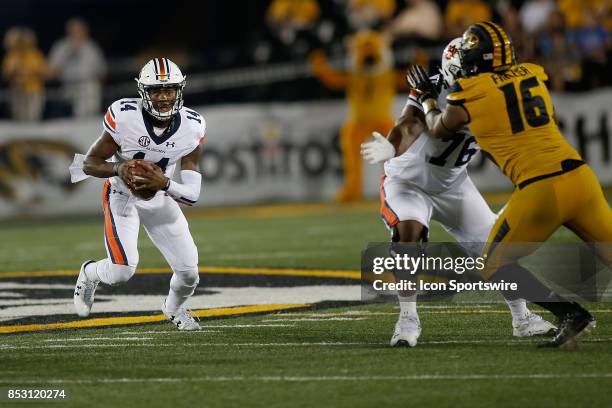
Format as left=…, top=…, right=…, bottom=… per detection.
left=127, top=160, right=160, bottom=200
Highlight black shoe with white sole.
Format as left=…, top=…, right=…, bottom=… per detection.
left=537, top=304, right=595, bottom=349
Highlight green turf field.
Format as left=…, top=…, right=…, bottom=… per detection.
left=0, top=201, right=611, bottom=407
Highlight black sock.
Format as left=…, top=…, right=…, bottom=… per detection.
left=532, top=301, right=576, bottom=318
left=492, top=263, right=575, bottom=318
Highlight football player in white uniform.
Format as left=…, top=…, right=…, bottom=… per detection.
left=361, top=39, right=556, bottom=347
left=71, top=58, right=205, bottom=330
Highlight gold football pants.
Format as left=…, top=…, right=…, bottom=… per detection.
left=483, top=163, right=612, bottom=278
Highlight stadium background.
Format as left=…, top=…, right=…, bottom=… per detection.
left=0, top=0, right=610, bottom=217
left=0, top=2, right=611, bottom=407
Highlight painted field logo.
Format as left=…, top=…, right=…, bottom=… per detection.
left=0, top=267, right=361, bottom=334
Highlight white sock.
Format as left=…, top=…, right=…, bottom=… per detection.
left=165, top=273, right=198, bottom=312
left=165, top=290, right=185, bottom=313
left=505, top=298, right=529, bottom=319
left=84, top=261, right=101, bottom=282
left=398, top=294, right=418, bottom=318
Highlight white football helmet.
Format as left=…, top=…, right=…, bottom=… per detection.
left=440, top=38, right=462, bottom=89
left=135, top=58, right=186, bottom=120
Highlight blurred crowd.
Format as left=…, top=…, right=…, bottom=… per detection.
left=1, top=0, right=610, bottom=121
left=2, top=18, right=106, bottom=121
left=259, top=0, right=610, bottom=89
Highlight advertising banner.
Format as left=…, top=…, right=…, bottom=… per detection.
left=0, top=90, right=609, bottom=217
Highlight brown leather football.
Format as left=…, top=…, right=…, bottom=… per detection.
left=127, top=160, right=160, bottom=200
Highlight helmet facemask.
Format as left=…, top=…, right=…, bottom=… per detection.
left=137, top=81, right=185, bottom=121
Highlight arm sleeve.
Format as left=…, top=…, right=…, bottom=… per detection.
left=166, top=170, right=202, bottom=206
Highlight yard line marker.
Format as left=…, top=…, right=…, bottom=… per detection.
left=1, top=373, right=612, bottom=384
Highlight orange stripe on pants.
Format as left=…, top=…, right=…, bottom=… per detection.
left=102, top=181, right=127, bottom=265
left=379, top=175, right=399, bottom=227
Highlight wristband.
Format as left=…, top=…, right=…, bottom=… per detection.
left=161, top=177, right=171, bottom=191
left=422, top=98, right=439, bottom=115
left=417, top=92, right=436, bottom=104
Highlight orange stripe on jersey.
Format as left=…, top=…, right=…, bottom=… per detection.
left=102, top=181, right=127, bottom=265
left=104, top=110, right=116, bottom=130
left=379, top=176, right=399, bottom=227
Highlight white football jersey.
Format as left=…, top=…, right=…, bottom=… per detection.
left=384, top=87, right=480, bottom=194
left=103, top=98, right=206, bottom=197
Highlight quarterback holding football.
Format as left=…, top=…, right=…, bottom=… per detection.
left=70, top=58, right=206, bottom=330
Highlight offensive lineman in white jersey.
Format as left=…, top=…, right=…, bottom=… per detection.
left=361, top=39, right=556, bottom=347
left=71, top=58, right=205, bottom=330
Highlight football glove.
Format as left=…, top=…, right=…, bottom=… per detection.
left=406, top=65, right=438, bottom=103
left=361, top=132, right=396, bottom=164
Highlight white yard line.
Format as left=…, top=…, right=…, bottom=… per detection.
left=261, top=317, right=368, bottom=322
left=0, top=342, right=380, bottom=350
left=118, top=325, right=295, bottom=334
left=394, top=305, right=497, bottom=309
left=278, top=310, right=397, bottom=318
left=2, top=337, right=612, bottom=350
left=277, top=309, right=612, bottom=318
left=1, top=373, right=612, bottom=384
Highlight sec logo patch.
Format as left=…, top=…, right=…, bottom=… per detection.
left=138, top=136, right=151, bottom=147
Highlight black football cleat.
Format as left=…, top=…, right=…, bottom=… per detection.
left=537, top=304, right=595, bottom=349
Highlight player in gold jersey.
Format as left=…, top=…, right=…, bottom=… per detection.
left=407, top=21, right=612, bottom=348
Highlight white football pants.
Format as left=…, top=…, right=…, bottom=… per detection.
left=99, top=180, right=199, bottom=290
left=380, top=175, right=496, bottom=255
